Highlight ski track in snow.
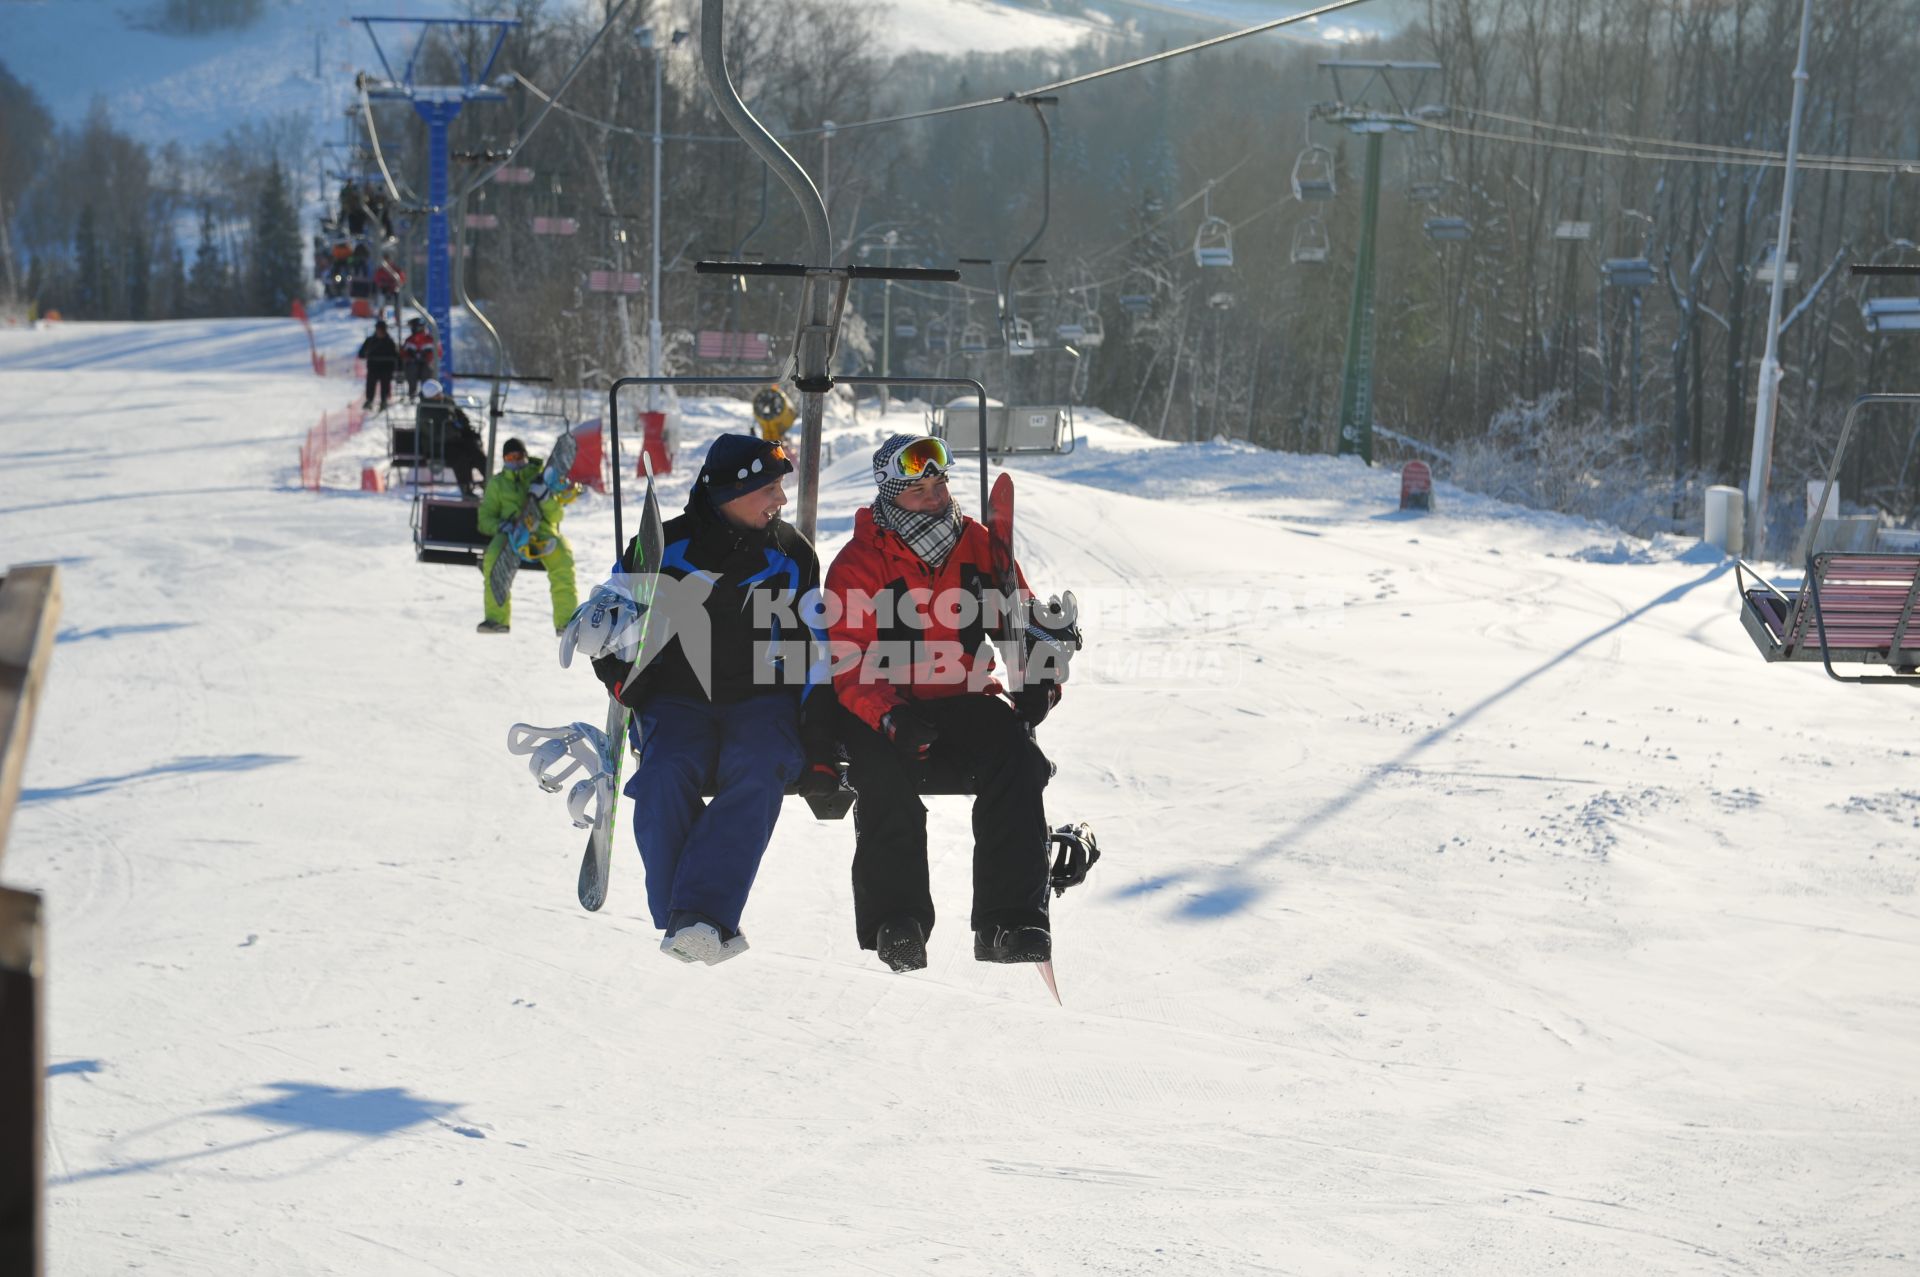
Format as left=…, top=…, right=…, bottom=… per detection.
left=2, top=313, right=1918, bottom=1274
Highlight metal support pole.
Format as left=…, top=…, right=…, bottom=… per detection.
left=1630, top=287, right=1643, bottom=435
left=649, top=40, right=665, bottom=414
left=415, top=102, right=461, bottom=385
left=1335, top=130, right=1383, bottom=463
left=698, top=0, right=832, bottom=541
left=1745, top=0, right=1816, bottom=559
left=880, top=230, right=895, bottom=414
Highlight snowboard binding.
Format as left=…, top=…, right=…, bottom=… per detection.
left=506, top=721, right=615, bottom=830
left=1048, top=821, right=1100, bottom=897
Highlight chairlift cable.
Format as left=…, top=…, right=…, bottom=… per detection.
left=1453, top=103, right=1920, bottom=172
left=1414, top=117, right=1919, bottom=177
left=510, top=0, right=1378, bottom=142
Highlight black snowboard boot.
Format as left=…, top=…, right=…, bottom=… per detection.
left=974, top=925, right=1050, bottom=964
left=876, top=917, right=928, bottom=973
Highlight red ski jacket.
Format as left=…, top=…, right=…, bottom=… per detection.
left=824, top=504, right=1030, bottom=733
left=402, top=331, right=436, bottom=363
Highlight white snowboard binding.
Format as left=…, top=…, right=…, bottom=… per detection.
left=506, top=721, right=615, bottom=830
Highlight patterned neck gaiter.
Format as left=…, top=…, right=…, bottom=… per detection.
left=873, top=495, right=964, bottom=569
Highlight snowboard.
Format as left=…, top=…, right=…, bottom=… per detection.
left=986, top=471, right=1061, bottom=1005
left=488, top=430, right=579, bottom=609
left=577, top=471, right=665, bottom=911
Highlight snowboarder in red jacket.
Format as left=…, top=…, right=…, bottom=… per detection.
left=400, top=319, right=437, bottom=400
left=824, top=434, right=1066, bottom=975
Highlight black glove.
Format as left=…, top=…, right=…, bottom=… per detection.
left=796, top=761, right=843, bottom=798
left=591, top=653, right=651, bottom=709
left=1023, top=592, right=1084, bottom=686
left=1013, top=683, right=1060, bottom=726
left=881, top=708, right=939, bottom=763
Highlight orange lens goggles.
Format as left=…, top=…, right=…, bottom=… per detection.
left=887, top=437, right=953, bottom=481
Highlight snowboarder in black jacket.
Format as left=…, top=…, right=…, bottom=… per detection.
left=357, top=320, right=398, bottom=411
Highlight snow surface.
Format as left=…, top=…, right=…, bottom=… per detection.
left=3, top=312, right=1919, bottom=1274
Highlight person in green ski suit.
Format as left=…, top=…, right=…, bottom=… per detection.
left=476, top=436, right=580, bottom=635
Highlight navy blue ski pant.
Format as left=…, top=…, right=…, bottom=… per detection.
left=625, top=693, right=804, bottom=933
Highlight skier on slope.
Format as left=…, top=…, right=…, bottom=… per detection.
left=356, top=319, right=398, bottom=412
left=476, top=437, right=579, bottom=636
left=415, top=380, right=487, bottom=500
left=400, top=319, right=437, bottom=400
left=560, top=434, right=841, bottom=965
left=823, top=434, right=1073, bottom=974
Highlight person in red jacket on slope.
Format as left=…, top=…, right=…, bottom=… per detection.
left=824, top=434, right=1070, bottom=976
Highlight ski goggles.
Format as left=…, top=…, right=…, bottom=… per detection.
left=884, top=437, right=953, bottom=482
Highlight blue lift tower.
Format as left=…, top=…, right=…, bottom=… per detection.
left=353, top=16, right=517, bottom=391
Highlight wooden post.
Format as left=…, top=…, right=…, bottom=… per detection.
left=0, top=562, right=61, bottom=1277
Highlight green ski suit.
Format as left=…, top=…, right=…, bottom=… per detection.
left=477, top=457, right=579, bottom=628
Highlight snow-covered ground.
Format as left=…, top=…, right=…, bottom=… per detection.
left=2, top=313, right=1917, bottom=1274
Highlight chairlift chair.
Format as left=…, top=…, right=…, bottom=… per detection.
left=1077, top=311, right=1105, bottom=348
left=1119, top=294, right=1152, bottom=315
left=959, top=322, right=990, bottom=355
left=1291, top=146, right=1337, bottom=202
left=1603, top=257, right=1657, bottom=288
left=1194, top=219, right=1234, bottom=268
left=1735, top=393, right=1920, bottom=683
left=1055, top=315, right=1087, bottom=342
left=1291, top=217, right=1330, bottom=264
left=1863, top=298, right=1920, bottom=334
left=1424, top=216, right=1472, bottom=243
left=1008, top=317, right=1038, bottom=357
left=894, top=312, right=919, bottom=340
left=925, top=319, right=950, bottom=352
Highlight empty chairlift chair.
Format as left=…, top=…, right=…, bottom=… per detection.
left=1008, top=317, right=1038, bottom=357
left=1291, top=145, right=1337, bottom=202
left=1193, top=183, right=1235, bottom=269
left=1291, top=217, right=1330, bottom=264
left=1424, top=216, right=1472, bottom=243
left=1193, top=217, right=1234, bottom=269
left=1077, top=311, right=1105, bottom=348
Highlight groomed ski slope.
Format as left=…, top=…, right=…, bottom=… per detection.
left=1, top=316, right=1915, bottom=1276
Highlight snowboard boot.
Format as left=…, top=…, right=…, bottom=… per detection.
left=476, top=619, right=510, bottom=634
left=875, top=917, right=928, bottom=973
left=974, top=924, right=1050, bottom=964
left=661, top=911, right=749, bottom=966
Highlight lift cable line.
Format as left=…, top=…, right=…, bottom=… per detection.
left=1452, top=103, right=1920, bottom=174
left=1412, top=115, right=1920, bottom=178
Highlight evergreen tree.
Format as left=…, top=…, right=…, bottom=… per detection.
left=127, top=231, right=150, bottom=321
left=163, top=243, right=188, bottom=319
left=74, top=203, right=102, bottom=317
left=249, top=160, right=302, bottom=316
left=188, top=206, right=225, bottom=317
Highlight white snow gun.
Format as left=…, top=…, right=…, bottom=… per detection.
left=506, top=721, right=615, bottom=830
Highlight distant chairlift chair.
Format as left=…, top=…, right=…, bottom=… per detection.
left=1291, top=217, right=1330, bottom=264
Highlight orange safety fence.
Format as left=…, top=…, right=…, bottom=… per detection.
left=298, top=402, right=367, bottom=491
left=290, top=300, right=326, bottom=377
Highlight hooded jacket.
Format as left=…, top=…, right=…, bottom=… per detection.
left=593, top=489, right=834, bottom=754
left=824, top=503, right=1030, bottom=734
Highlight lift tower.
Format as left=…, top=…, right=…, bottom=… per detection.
left=354, top=16, right=517, bottom=389
left=1313, top=61, right=1441, bottom=464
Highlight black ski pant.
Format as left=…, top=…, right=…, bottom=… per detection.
left=364, top=364, right=394, bottom=409
left=442, top=432, right=487, bottom=500
left=845, top=694, right=1051, bottom=950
